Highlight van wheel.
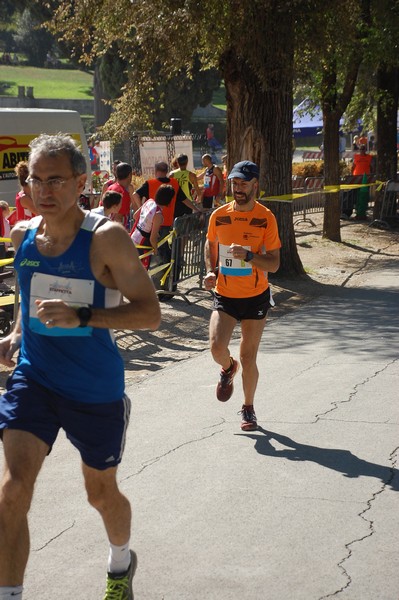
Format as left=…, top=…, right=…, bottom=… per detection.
left=0, top=315, right=11, bottom=337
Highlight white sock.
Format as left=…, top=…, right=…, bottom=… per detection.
left=0, top=586, right=23, bottom=598
left=108, top=541, right=131, bottom=573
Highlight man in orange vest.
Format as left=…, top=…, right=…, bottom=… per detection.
left=132, top=161, right=200, bottom=227
left=132, top=162, right=202, bottom=290
left=352, top=145, right=373, bottom=176
left=352, top=145, right=373, bottom=220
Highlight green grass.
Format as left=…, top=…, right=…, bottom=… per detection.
left=0, top=65, right=93, bottom=99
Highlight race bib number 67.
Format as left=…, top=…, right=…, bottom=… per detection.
left=219, top=244, right=252, bottom=276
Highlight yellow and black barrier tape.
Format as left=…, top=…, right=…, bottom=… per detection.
left=134, top=228, right=176, bottom=286
left=225, top=180, right=385, bottom=204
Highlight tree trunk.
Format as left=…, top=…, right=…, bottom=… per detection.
left=322, top=111, right=341, bottom=242
left=94, top=62, right=112, bottom=129
left=376, top=66, right=399, bottom=182
left=220, top=7, right=304, bottom=276
left=373, top=66, right=399, bottom=220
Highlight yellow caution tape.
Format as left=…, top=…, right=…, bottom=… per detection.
left=0, top=258, right=14, bottom=267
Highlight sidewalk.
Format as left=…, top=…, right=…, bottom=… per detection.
left=6, top=255, right=396, bottom=599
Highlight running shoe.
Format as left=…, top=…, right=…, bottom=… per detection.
left=216, top=358, right=239, bottom=402
left=239, top=405, right=258, bottom=431
left=103, top=550, right=137, bottom=600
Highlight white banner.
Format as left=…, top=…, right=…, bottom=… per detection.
left=138, top=136, right=193, bottom=179
left=98, top=141, right=111, bottom=173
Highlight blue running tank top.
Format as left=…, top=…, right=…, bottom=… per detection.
left=14, top=213, right=124, bottom=403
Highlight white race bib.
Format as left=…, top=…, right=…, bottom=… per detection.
left=29, top=272, right=94, bottom=337
left=219, top=244, right=252, bottom=276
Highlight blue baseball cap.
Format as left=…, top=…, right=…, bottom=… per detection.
left=228, top=160, right=259, bottom=181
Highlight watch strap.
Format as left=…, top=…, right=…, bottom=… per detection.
left=245, top=250, right=254, bottom=262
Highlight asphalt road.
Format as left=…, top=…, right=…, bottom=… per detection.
left=1, top=262, right=398, bottom=599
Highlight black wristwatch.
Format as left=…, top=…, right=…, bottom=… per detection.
left=245, top=250, right=254, bottom=262
left=77, top=306, right=92, bottom=328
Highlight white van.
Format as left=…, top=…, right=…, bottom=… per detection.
left=0, top=108, right=91, bottom=204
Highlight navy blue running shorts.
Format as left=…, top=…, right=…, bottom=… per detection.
left=213, top=288, right=272, bottom=321
left=0, top=372, right=131, bottom=470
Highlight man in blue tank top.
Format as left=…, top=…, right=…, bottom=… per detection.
left=0, top=134, right=161, bottom=600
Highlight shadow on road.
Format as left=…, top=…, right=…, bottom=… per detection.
left=236, top=426, right=399, bottom=491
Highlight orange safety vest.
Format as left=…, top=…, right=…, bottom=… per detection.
left=147, top=178, right=180, bottom=227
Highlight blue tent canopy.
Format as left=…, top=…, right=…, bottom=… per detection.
left=293, top=99, right=347, bottom=137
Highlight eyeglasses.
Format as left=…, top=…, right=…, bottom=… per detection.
left=25, top=176, right=75, bottom=191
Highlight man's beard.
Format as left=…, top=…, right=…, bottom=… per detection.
left=234, top=190, right=254, bottom=205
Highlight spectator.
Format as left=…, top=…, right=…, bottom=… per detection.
left=206, top=123, right=222, bottom=152
left=131, top=184, right=175, bottom=270
left=12, top=161, right=36, bottom=224
left=0, top=201, right=11, bottom=249
left=352, top=144, right=373, bottom=176
left=0, top=133, right=161, bottom=600
left=352, top=135, right=360, bottom=151
left=198, top=153, right=224, bottom=209
left=107, top=162, right=135, bottom=228
left=352, top=145, right=373, bottom=220
left=132, top=161, right=200, bottom=226
left=170, top=155, right=179, bottom=170
left=132, top=162, right=202, bottom=294
left=101, top=160, right=121, bottom=198
left=169, top=153, right=202, bottom=204
left=92, top=190, right=122, bottom=219
left=88, top=139, right=99, bottom=170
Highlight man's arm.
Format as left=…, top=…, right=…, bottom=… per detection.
left=182, top=197, right=203, bottom=213
left=203, top=238, right=219, bottom=290
left=189, top=171, right=202, bottom=200
left=35, top=222, right=161, bottom=332
left=131, top=191, right=143, bottom=211
left=176, top=187, right=202, bottom=214
left=128, top=183, right=141, bottom=211
left=214, top=166, right=225, bottom=200
left=229, top=244, right=280, bottom=273
left=0, top=310, right=22, bottom=367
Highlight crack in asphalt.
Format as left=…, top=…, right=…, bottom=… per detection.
left=120, top=428, right=224, bottom=482
left=33, top=520, right=76, bottom=552
left=313, top=355, right=399, bottom=598
left=288, top=358, right=324, bottom=381
left=318, top=446, right=399, bottom=599
left=340, top=250, right=377, bottom=287
left=314, top=357, right=398, bottom=422
left=340, top=240, right=398, bottom=288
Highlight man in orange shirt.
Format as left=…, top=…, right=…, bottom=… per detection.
left=204, top=161, right=281, bottom=431
left=352, top=145, right=373, bottom=176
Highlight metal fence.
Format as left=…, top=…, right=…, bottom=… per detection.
left=369, top=180, right=399, bottom=229
left=148, top=211, right=211, bottom=303
left=292, top=175, right=377, bottom=225
left=293, top=177, right=325, bottom=225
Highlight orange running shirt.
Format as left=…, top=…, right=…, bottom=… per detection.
left=207, top=201, right=281, bottom=298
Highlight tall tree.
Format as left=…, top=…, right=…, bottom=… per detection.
left=341, top=0, right=399, bottom=217
left=47, top=0, right=304, bottom=276
left=369, top=0, right=399, bottom=182
left=13, top=7, right=55, bottom=66
left=296, top=0, right=369, bottom=242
